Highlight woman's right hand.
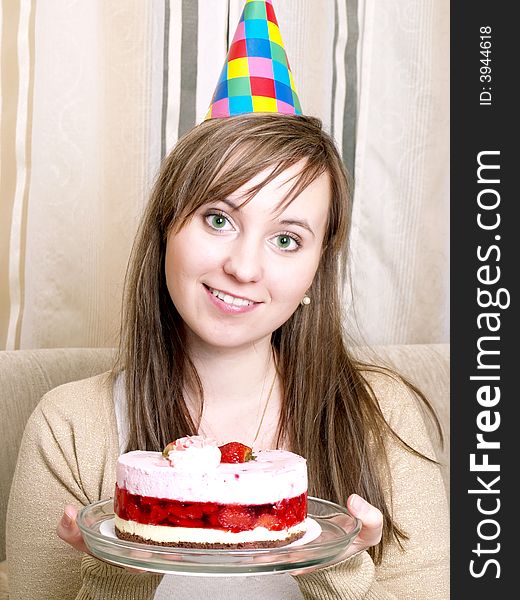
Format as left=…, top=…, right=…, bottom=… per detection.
left=56, top=505, right=147, bottom=573
left=56, top=505, right=90, bottom=554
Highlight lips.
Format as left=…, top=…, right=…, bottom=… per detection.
left=205, top=285, right=259, bottom=307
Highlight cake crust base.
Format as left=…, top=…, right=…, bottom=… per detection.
left=115, top=526, right=305, bottom=549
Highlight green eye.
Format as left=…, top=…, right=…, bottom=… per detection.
left=210, top=214, right=227, bottom=229
left=204, top=210, right=234, bottom=232
left=275, top=235, right=298, bottom=251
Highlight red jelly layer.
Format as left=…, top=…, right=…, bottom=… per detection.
left=114, top=485, right=307, bottom=533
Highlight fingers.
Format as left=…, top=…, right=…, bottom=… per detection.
left=56, top=505, right=90, bottom=555
left=56, top=505, right=147, bottom=574
left=346, top=494, right=383, bottom=551
left=292, top=495, right=383, bottom=576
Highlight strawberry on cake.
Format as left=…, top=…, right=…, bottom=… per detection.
left=113, top=436, right=308, bottom=548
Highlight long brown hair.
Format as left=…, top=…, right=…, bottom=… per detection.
left=116, top=113, right=441, bottom=563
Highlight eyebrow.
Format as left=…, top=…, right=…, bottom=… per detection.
left=278, top=218, right=316, bottom=238
left=220, top=198, right=240, bottom=210
left=219, top=198, right=316, bottom=238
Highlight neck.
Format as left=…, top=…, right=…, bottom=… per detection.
left=186, top=335, right=276, bottom=407
left=183, top=335, right=281, bottom=448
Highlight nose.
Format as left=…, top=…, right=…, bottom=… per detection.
left=223, top=237, right=263, bottom=283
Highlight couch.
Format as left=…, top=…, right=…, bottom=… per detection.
left=0, top=344, right=449, bottom=598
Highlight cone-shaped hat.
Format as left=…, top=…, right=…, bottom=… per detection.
left=205, top=0, right=302, bottom=119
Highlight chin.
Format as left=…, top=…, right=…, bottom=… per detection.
left=208, top=337, right=268, bottom=351
left=188, top=328, right=272, bottom=352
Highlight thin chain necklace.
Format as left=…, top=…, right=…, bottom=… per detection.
left=251, top=356, right=277, bottom=448
left=198, top=349, right=278, bottom=448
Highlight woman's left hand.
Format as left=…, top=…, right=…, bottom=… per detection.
left=291, top=493, right=383, bottom=577
left=344, top=493, right=384, bottom=558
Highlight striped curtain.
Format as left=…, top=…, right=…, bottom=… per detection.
left=0, top=0, right=449, bottom=350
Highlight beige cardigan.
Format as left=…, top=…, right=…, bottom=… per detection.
left=6, top=371, right=449, bottom=599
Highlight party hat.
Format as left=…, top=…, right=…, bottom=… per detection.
left=205, top=0, right=302, bottom=119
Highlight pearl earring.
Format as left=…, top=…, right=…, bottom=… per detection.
left=300, top=295, right=311, bottom=306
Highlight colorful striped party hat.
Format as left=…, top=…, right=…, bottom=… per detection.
left=205, top=0, right=302, bottom=120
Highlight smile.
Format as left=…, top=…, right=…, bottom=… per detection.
left=206, top=286, right=257, bottom=307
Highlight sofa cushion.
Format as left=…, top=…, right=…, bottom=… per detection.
left=0, top=559, right=8, bottom=599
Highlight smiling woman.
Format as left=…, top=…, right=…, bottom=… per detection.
left=165, top=160, right=329, bottom=352
left=5, top=0, right=449, bottom=597
left=6, top=111, right=449, bottom=600
left=119, top=114, right=349, bottom=455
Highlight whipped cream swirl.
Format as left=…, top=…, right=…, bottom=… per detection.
left=165, top=435, right=221, bottom=472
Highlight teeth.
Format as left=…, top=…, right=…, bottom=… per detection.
left=209, top=287, right=254, bottom=307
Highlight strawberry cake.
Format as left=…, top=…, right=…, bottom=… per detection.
left=113, top=436, right=308, bottom=548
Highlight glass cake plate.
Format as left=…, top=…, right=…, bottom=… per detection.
left=77, top=497, right=361, bottom=576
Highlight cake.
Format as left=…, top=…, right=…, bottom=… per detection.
left=113, top=436, right=308, bottom=548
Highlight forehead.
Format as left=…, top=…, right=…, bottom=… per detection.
left=226, top=161, right=331, bottom=220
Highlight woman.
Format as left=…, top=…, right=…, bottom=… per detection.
left=7, top=114, right=449, bottom=599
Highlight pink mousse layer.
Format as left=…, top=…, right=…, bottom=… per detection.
left=116, top=449, right=307, bottom=505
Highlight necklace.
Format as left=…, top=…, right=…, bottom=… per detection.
left=251, top=357, right=278, bottom=448
left=198, top=350, right=278, bottom=448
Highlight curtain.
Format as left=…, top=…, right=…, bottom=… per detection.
left=0, top=0, right=448, bottom=350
